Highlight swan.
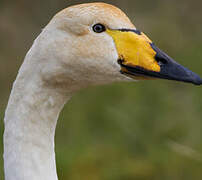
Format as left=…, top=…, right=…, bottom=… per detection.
left=3, top=2, right=202, bottom=180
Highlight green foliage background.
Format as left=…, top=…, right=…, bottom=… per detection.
left=0, top=0, right=202, bottom=179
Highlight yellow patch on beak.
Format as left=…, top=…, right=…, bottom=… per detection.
left=106, top=29, right=160, bottom=72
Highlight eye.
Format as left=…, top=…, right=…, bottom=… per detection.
left=92, top=23, right=106, bottom=33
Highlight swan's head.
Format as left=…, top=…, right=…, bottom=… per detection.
left=36, top=2, right=201, bottom=91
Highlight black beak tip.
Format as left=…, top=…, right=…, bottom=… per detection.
left=184, top=67, right=202, bottom=85
left=192, top=75, right=202, bottom=85
left=179, top=68, right=202, bottom=86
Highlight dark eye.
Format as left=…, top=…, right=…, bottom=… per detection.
left=92, top=23, right=106, bottom=33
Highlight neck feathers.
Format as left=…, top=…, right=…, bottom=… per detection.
left=4, top=54, right=70, bottom=180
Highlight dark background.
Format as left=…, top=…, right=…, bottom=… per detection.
left=0, top=0, right=202, bottom=179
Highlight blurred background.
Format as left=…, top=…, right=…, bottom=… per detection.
left=0, top=0, right=202, bottom=179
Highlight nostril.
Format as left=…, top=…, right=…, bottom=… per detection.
left=150, top=43, right=168, bottom=66
left=155, top=55, right=168, bottom=66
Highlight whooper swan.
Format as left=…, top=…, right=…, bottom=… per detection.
left=4, top=2, right=202, bottom=180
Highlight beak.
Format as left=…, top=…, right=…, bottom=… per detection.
left=107, top=29, right=202, bottom=85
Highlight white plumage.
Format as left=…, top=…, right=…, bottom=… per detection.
left=4, top=2, right=202, bottom=180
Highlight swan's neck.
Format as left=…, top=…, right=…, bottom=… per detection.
left=4, top=67, right=70, bottom=180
